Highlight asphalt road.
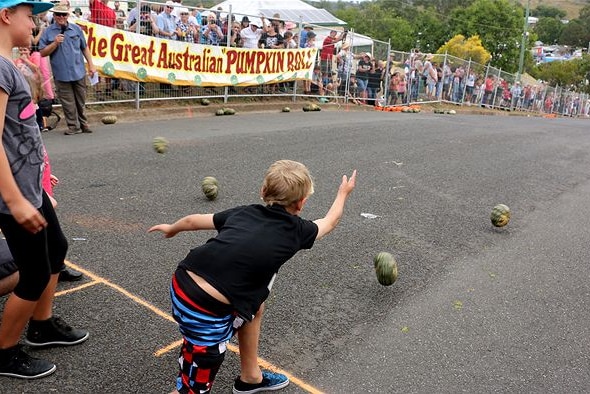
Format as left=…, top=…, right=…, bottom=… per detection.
left=1, top=109, right=589, bottom=393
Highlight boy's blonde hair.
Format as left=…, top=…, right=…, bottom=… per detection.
left=261, top=160, right=314, bottom=206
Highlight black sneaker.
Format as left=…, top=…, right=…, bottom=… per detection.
left=81, top=126, right=93, bottom=133
left=58, top=268, right=83, bottom=282
left=0, top=345, right=56, bottom=379
left=64, top=129, right=81, bottom=135
left=24, top=316, right=89, bottom=347
left=232, top=371, right=290, bottom=394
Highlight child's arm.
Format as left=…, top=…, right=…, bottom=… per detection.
left=148, top=213, right=215, bottom=238
left=0, top=94, right=47, bottom=233
left=313, top=170, right=357, bottom=240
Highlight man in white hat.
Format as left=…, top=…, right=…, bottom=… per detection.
left=156, top=0, right=177, bottom=40
left=240, top=15, right=266, bottom=49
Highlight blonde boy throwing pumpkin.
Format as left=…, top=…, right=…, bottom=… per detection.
left=149, top=160, right=356, bottom=394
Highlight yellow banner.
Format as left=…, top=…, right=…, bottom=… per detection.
left=78, top=21, right=318, bottom=86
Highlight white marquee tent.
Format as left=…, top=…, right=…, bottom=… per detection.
left=210, top=0, right=374, bottom=50
left=212, top=0, right=347, bottom=26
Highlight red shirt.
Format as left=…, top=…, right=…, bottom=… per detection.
left=320, top=36, right=336, bottom=61
left=89, top=0, right=116, bottom=27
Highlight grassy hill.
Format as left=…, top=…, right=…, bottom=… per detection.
left=519, top=0, right=587, bottom=19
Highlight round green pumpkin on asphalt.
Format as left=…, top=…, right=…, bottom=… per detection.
left=201, top=176, right=218, bottom=187
left=101, top=115, right=117, bottom=124
left=201, top=177, right=219, bottom=200
left=152, top=136, right=169, bottom=154
left=491, top=204, right=511, bottom=227
left=374, top=252, right=398, bottom=286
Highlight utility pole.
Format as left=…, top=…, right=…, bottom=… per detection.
left=517, top=0, right=530, bottom=83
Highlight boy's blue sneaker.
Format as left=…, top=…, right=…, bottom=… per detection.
left=232, top=371, right=290, bottom=394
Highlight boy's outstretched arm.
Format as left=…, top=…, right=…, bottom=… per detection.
left=313, top=170, right=357, bottom=240
left=148, top=213, right=215, bottom=238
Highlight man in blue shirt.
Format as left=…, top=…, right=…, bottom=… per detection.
left=299, top=24, right=313, bottom=48
left=39, top=3, right=96, bottom=135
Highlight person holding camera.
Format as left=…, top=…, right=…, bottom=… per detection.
left=203, top=13, right=224, bottom=46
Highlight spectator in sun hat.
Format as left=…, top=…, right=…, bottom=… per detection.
left=299, top=23, right=313, bottom=48
left=156, top=1, right=177, bottom=40
left=270, top=12, right=285, bottom=34
left=39, top=2, right=97, bottom=134
left=240, top=15, right=266, bottom=49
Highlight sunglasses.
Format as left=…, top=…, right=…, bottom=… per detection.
left=166, top=6, right=173, bottom=9
left=54, top=12, right=69, bottom=17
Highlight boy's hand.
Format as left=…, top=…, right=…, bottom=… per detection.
left=147, top=224, right=178, bottom=238
left=338, top=170, right=357, bottom=196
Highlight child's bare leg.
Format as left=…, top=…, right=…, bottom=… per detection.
left=237, top=303, right=265, bottom=383
left=32, top=273, right=58, bottom=321
left=0, top=273, right=58, bottom=348
left=0, top=295, right=36, bottom=348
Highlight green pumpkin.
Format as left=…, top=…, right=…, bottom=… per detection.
left=302, top=104, right=313, bottom=112
left=201, top=176, right=218, bottom=187
left=282, top=107, right=291, bottom=113
left=152, top=136, right=169, bottom=154
left=374, top=252, right=398, bottom=286
left=491, top=204, right=511, bottom=227
left=101, top=115, right=117, bottom=124
left=215, top=109, right=225, bottom=116
left=223, top=108, right=236, bottom=115
left=201, top=177, right=219, bottom=200
left=201, top=98, right=211, bottom=106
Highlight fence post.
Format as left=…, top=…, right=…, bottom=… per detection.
left=223, top=5, right=232, bottom=104
left=461, top=58, right=471, bottom=106
left=382, top=39, right=392, bottom=106
left=133, top=0, right=143, bottom=110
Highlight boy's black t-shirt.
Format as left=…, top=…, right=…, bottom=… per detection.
left=179, top=204, right=318, bottom=321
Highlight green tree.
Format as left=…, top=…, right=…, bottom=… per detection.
left=559, top=19, right=590, bottom=48
left=533, top=17, right=564, bottom=45
left=412, top=0, right=476, bottom=15
left=531, top=5, right=566, bottom=19
left=448, top=0, right=524, bottom=71
left=531, top=56, right=590, bottom=93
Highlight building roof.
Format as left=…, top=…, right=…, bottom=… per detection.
left=212, top=0, right=347, bottom=26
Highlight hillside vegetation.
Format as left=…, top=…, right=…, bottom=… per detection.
left=520, top=0, right=587, bottom=19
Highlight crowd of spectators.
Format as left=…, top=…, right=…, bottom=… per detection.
left=381, top=49, right=590, bottom=117
left=13, top=0, right=590, bottom=117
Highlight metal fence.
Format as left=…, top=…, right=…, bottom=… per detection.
left=37, top=0, right=590, bottom=118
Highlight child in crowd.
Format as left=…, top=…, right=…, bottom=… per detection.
left=149, top=160, right=356, bottom=394
left=0, top=0, right=88, bottom=380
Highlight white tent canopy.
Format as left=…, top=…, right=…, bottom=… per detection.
left=210, top=0, right=373, bottom=49
left=212, top=0, right=347, bottom=26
